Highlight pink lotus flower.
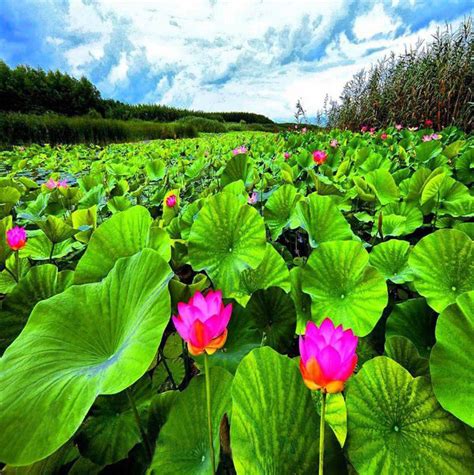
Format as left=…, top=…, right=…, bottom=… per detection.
left=232, top=146, right=247, bottom=155
left=431, top=133, right=440, bottom=140
left=173, top=290, right=232, bottom=356
left=360, top=125, right=368, bottom=133
left=395, top=124, right=403, bottom=130
left=424, top=119, right=433, bottom=128
left=369, top=127, right=376, bottom=134
left=45, top=178, right=57, bottom=190
left=380, top=132, right=388, bottom=140
left=248, top=192, right=258, bottom=205
left=313, top=150, right=328, bottom=165
left=299, top=318, right=358, bottom=393
left=6, top=226, right=27, bottom=251
left=57, top=179, right=68, bottom=189
left=422, top=134, right=432, bottom=142
left=329, top=139, right=338, bottom=148
left=302, top=127, right=307, bottom=133
left=294, top=125, right=298, bottom=129
left=284, top=152, right=291, bottom=159
left=166, top=194, right=177, bottom=207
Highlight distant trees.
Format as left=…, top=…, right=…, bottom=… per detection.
left=0, top=61, right=273, bottom=124
left=326, top=19, right=473, bottom=131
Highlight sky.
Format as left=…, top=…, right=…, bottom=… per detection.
left=0, top=0, right=472, bottom=121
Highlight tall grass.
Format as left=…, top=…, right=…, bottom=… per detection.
left=326, top=19, right=473, bottom=131
left=0, top=113, right=197, bottom=146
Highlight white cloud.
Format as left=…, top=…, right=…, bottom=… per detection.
left=51, top=0, right=468, bottom=120
left=353, top=4, right=401, bottom=40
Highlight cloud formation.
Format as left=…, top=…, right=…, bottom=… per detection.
left=0, top=0, right=471, bottom=121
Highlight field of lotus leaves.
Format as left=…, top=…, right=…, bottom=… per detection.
left=0, top=125, right=473, bottom=474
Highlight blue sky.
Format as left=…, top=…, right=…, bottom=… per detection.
left=0, top=0, right=472, bottom=121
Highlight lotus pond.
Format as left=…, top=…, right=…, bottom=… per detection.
left=0, top=126, right=473, bottom=474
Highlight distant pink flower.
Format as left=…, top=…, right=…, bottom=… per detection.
left=284, top=152, right=291, bottom=159
left=248, top=192, right=258, bottom=205
left=57, top=179, right=68, bottom=189
left=6, top=226, right=27, bottom=251
left=294, top=125, right=298, bottom=129
left=431, top=133, right=440, bottom=140
left=173, top=290, right=232, bottom=356
left=408, top=126, right=418, bottom=131
left=299, top=318, right=358, bottom=393
left=232, top=146, right=247, bottom=155
left=424, top=119, right=433, bottom=128
left=302, top=127, right=307, bottom=133
left=45, top=178, right=57, bottom=190
left=360, top=125, right=368, bottom=133
left=395, top=124, right=403, bottom=130
left=369, top=127, right=376, bottom=134
left=313, top=150, right=328, bottom=165
left=422, top=135, right=432, bottom=142
left=166, top=194, right=177, bottom=207
left=380, top=132, right=388, bottom=140
left=329, top=139, right=339, bottom=148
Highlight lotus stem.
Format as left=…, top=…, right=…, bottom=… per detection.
left=14, top=251, right=21, bottom=282
left=126, top=388, right=153, bottom=461
left=319, top=391, right=326, bottom=475
left=204, top=352, right=216, bottom=475
left=49, top=243, right=55, bottom=263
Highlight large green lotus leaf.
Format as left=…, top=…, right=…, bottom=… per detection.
left=384, top=336, right=429, bottom=377
left=0, top=265, right=73, bottom=353
left=291, top=193, right=353, bottom=248
left=74, top=206, right=156, bottom=284
left=150, top=367, right=233, bottom=475
left=188, top=192, right=266, bottom=297
left=374, top=202, right=423, bottom=237
left=241, top=287, right=295, bottom=352
left=385, top=298, right=437, bottom=357
left=369, top=239, right=413, bottom=283
left=194, top=302, right=261, bottom=374
left=0, top=249, right=173, bottom=466
left=302, top=241, right=387, bottom=336
left=0, top=186, right=21, bottom=217
left=38, top=215, right=77, bottom=244
left=236, top=243, right=290, bottom=306
left=365, top=169, right=400, bottom=205
left=346, top=357, right=473, bottom=474
left=290, top=266, right=312, bottom=334
left=456, top=148, right=473, bottom=184
left=145, top=159, right=166, bottom=180
left=263, top=184, right=302, bottom=240
left=231, top=347, right=341, bottom=474
left=19, top=232, right=81, bottom=261
left=76, top=377, right=153, bottom=465
left=430, top=291, right=474, bottom=426
left=220, top=154, right=254, bottom=188
left=409, top=229, right=473, bottom=312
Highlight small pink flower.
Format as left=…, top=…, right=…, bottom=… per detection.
left=57, top=179, right=68, bottom=189
left=248, top=192, right=258, bottom=205
left=422, top=135, right=432, bottom=142
left=395, top=124, right=403, bottom=131
left=313, top=150, right=328, bottom=165
left=380, top=132, right=388, bottom=140
left=45, top=178, right=57, bottom=190
left=360, top=125, right=368, bottom=133
left=302, top=127, right=307, bottom=133
left=424, top=119, right=433, bottom=128
left=369, top=127, right=376, bottom=134
left=6, top=226, right=27, bottom=251
left=329, top=139, right=339, bottom=148
left=299, top=318, right=358, bottom=393
left=232, top=146, right=247, bottom=155
left=294, top=125, right=298, bottom=129
left=284, top=152, right=291, bottom=159
left=431, top=133, right=440, bottom=140
left=166, top=194, right=177, bottom=207
left=173, top=290, right=232, bottom=356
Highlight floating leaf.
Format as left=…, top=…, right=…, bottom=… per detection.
left=430, top=291, right=474, bottom=426
left=384, top=336, right=429, bottom=377
left=220, top=154, right=254, bottom=188
left=292, top=193, right=353, bottom=248
left=409, top=229, right=473, bottom=312
left=302, top=241, right=387, bottom=336
left=150, top=368, right=233, bottom=474
left=188, top=192, right=266, bottom=297
left=369, top=239, right=413, bottom=283
left=0, top=249, right=172, bottom=465
left=346, top=357, right=473, bottom=474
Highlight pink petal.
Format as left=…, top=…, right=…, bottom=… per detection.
left=316, top=346, right=341, bottom=380
left=172, top=315, right=189, bottom=341
left=335, top=354, right=358, bottom=381
left=205, top=290, right=223, bottom=316
left=319, top=318, right=335, bottom=343
left=190, top=292, right=208, bottom=316
left=188, top=319, right=213, bottom=348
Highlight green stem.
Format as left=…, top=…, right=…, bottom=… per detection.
left=204, top=352, right=216, bottom=475
left=49, top=243, right=55, bottom=263
left=126, top=388, right=153, bottom=462
left=319, top=391, right=326, bottom=475
left=14, top=251, right=21, bottom=282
